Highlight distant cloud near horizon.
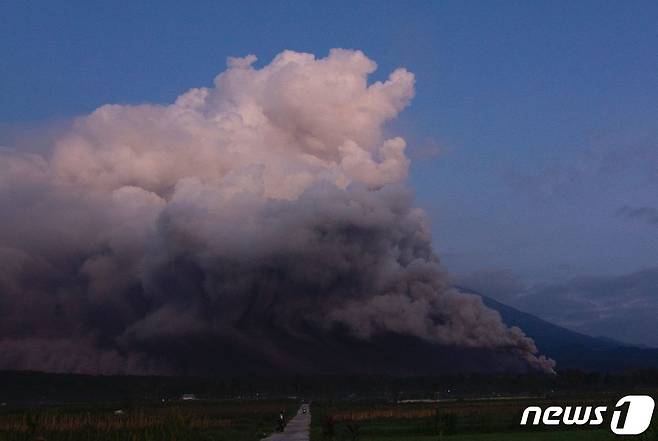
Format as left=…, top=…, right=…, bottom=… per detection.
left=617, top=205, right=658, bottom=227
left=460, top=267, right=658, bottom=348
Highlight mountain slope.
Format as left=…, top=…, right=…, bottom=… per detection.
left=460, top=287, right=658, bottom=371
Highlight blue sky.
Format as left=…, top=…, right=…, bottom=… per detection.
left=2, top=0, right=657, bottom=344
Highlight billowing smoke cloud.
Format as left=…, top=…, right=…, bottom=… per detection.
left=0, top=49, right=554, bottom=374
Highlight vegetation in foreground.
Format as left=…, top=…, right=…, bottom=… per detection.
left=310, top=395, right=658, bottom=441
left=0, top=400, right=297, bottom=441
left=2, top=370, right=658, bottom=440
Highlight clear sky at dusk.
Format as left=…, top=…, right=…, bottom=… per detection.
left=1, top=0, right=657, bottom=345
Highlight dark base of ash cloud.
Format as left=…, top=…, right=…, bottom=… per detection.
left=0, top=185, right=550, bottom=375
left=0, top=49, right=554, bottom=375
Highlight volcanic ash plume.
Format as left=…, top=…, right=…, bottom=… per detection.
left=0, top=49, right=555, bottom=374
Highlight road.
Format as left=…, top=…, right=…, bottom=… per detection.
left=262, top=405, right=310, bottom=441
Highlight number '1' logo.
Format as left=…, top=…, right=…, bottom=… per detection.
left=611, top=395, right=655, bottom=435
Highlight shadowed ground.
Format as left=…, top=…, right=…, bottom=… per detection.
left=262, top=405, right=310, bottom=441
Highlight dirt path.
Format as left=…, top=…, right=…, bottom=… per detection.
left=262, top=405, right=310, bottom=441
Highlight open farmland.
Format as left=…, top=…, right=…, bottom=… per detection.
left=310, top=394, right=658, bottom=441
left=0, top=400, right=297, bottom=441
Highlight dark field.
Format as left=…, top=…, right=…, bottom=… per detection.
left=0, top=400, right=297, bottom=441
left=1, top=371, right=657, bottom=440
left=310, top=395, right=658, bottom=441
left=3, top=396, right=657, bottom=441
